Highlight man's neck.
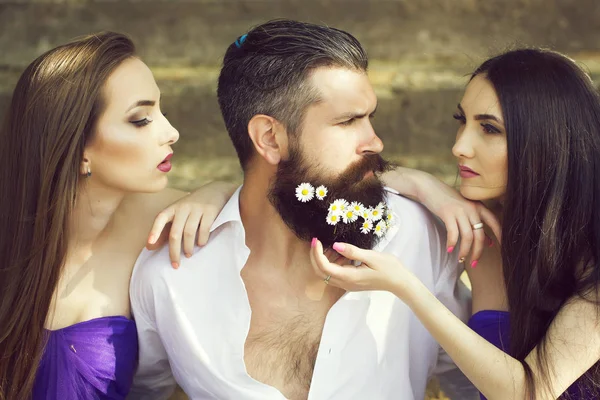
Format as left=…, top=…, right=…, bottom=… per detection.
left=239, top=175, right=323, bottom=289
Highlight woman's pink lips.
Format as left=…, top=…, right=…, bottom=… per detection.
left=158, top=153, right=173, bottom=172
left=459, top=165, right=479, bottom=178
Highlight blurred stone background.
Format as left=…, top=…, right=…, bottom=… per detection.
left=1, top=1, right=599, bottom=399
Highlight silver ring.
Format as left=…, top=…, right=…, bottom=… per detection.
left=472, top=222, right=484, bottom=230
left=324, top=275, right=331, bottom=285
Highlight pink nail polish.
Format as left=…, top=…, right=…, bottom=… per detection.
left=311, top=238, right=317, bottom=248
left=471, top=260, right=478, bottom=268
left=332, top=242, right=345, bottom=252
left=447, top=246, right=454, bottom=253
left=172, top=262, right=179, bottom=269
left=148, top=234, right=156, bottom=244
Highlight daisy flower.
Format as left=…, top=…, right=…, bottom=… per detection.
left=295, top=183, right=314, bottom=203
left=360, top=208, right=372, bottom=221
left=326, top=212, right=341, bottom=226
left=360, top=220, right=373, bottom=234
left=315, top=185, right=328, bottom=200
left=349, top=201, right=364, bottom=214
left=329, top=199, right=348, bottom=215
left=370, top=203, right=385, bottom=221
left=342, top=208, right=359, bottom=224
left=374, top=220, right=387, bottom=237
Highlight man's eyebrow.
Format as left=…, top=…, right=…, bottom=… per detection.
left=334, top=104, right=378, bottom=121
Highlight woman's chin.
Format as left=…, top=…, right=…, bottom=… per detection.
left=459, top=185, right=504, bottom=203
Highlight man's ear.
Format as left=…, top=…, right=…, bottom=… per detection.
left=247, top=114, right=288, bottom=165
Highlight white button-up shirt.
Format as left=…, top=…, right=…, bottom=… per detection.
left=129, top=187, right=470, bottom=400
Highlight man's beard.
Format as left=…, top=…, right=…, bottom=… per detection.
left=268, top=146, right=394, bottom=249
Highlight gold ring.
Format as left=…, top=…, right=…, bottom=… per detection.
left=472, top=222, right=484, bottom=230
left=324, top=275, right=331, bottom=284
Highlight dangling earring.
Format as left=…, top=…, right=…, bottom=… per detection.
left=86, top=166, right=92, bottom=178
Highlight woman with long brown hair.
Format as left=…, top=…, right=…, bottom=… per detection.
left=0, top=32, right=233, bottom=399
left=311, top=48, right=600, bottom=399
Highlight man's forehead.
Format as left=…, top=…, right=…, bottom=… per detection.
left=308, top=66, right=376, bottom=113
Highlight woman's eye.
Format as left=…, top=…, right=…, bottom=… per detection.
left=452, top=113, right=466, bottom=124
left=481, top=123, right=501, bottom=134
left=340, top=118, right=355, bottom=126
left=131, top=118, right=151, bottom=127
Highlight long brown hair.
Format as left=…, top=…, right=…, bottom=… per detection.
left=474, top=49, right=600, bottom=398
left=0, top=32, right=135, bottom=399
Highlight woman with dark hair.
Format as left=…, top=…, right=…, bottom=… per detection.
left=0, top=32, right=234, bottom=399
left=311, top=48, right=600, bottom=399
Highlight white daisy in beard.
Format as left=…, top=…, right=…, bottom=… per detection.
left=342, top=208, right=359, bottom=224
left=315, top=185, right=328, bottom=200
left=370, top=203, right=384, bottom=221
left=295, top=183, right=314, bottom=202
left=349, top=201, right=364, bottom=214
left=385, top=211, right=395, bottom=228
left=374, top=220, right=387, bottom=237
left=360, top=208, right=371, bottom=221
left=326, top=213, right=341, bottom=226
left=360, top=220, right=373, bottom=234
left=329, top=199, right=348, bottom=215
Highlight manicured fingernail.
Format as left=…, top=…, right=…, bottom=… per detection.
left=172, top=262, right=179, bottom=269
left=185, top=253, right=191, bottom=258
left=332, top=243, right=345, bottom=252
left=458, top=257, right=465, bottom=263
left=447, top=246, right=454, bottom=253
left=311, top=238, right=317, bottom=248
left=471, top=260, right=478, bottom=268
left=148, top=234, right=156, bottom=244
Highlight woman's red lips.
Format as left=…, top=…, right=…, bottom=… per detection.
left=459, top=165, right=479, bottom=178
left=158, top=153, right=173, bottom=172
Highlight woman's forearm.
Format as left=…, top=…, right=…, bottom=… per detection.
left=380, top=167, right=432, bottom=202
left=396, top=275, right=528, bottom=400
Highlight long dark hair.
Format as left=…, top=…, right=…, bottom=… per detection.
left=0, top=32, right=135, bottom=399
left=473, top=49, right=600, bottom=398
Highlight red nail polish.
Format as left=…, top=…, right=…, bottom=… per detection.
left=332, top=243, right=345, bottom=252
left=447, top=246, right=454, bottom=253
left=311, top=238, right=317, bottom=248
left=471, top=260, right=478, bottom=268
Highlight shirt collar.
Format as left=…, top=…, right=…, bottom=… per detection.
left=209, top=185, right=244, bottom=233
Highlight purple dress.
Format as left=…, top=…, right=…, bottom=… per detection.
left=468, top=310, right=590, bottom=400
left=32, top=316, right=138, bottom=400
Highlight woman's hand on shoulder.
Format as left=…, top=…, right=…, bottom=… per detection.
left=382, top=167, right=501, bottom=265
left=146, top=181, right=237, bottom=268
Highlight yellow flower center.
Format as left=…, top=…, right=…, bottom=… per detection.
left=346, top=211, right=353, bottom=218
left=373, top=210, right=379, bottom=216
left=332, top=215, right=338, bottom=221
left=302, top=189, right=308, bottom=195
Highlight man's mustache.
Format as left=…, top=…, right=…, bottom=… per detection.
left=338, top=154, right=393, bottom=186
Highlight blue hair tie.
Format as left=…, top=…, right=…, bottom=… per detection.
left=235, top=34, right=248, bottom=48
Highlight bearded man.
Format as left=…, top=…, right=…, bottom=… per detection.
left=129, top=19, right=468, bottom=400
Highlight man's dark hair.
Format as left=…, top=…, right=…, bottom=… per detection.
left=217, top=19, right=368, bottom=169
